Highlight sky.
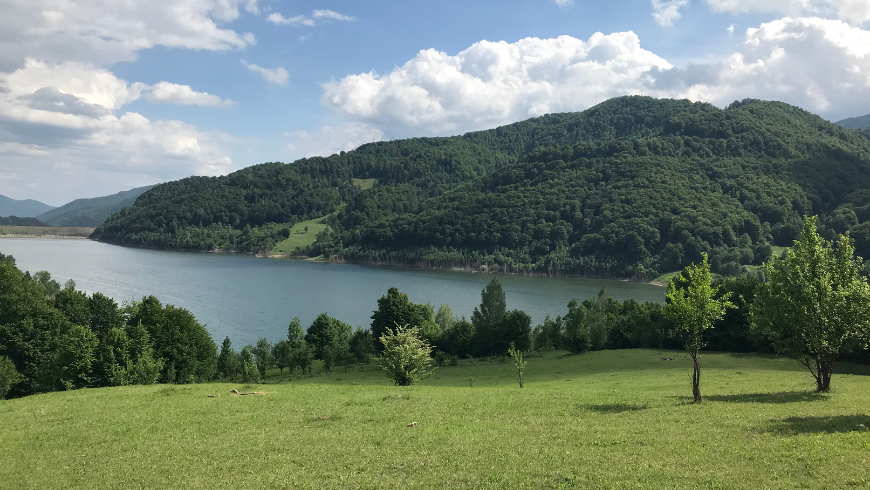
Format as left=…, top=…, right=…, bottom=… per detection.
left=1, top=0, right=870, bottom=205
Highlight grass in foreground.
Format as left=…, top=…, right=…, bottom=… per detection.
left=1, top=350, right=869, bottom=489
left=0, top=225, right=95, bottom=237
left=271, top=218, right=331, bottom=255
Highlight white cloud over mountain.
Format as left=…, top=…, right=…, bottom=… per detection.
left=320, top=17, right=870, bottom=139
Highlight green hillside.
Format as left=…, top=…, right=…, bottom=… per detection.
left=0, top=195, right=54, bottom=218
left=93, top=97, right=870, bottom=278
left=2, top=350, right=869, bottom=490
left=837, top=113, right=870, bottom=130
left=37, top=185, right=155, bottom=228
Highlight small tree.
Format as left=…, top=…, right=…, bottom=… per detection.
left=563, top=299, right=591, bottom=354
left=239, top=346, right=258, bottom=383
left=287, top=317, right=305, bottom=350
left=472, top=278, right=507, bottom=355
left=291, top=341, right=315, bottom=375
left=664, top=253, right=734, bottom=403
left=379, top=325, right=435, bottom=386
left=217, top=337, right=237, bottom=379
left=507, top=342, right=527, bottom=388
left=272, top=340, right=293, bottom=376
left=751, top=216, right=870, bottom=392
left=252, top=338, right=273, bottom=382
left=0, top=356, right=23, bottom=399
left=349, top=328, right=374, bottom=364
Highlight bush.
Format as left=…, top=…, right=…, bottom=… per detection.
left=0, top=356, right=23, bottom=399
left=379, top=326, right=435, bottom=386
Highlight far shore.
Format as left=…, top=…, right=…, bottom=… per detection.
left=0, top=226, right=95, bottom=239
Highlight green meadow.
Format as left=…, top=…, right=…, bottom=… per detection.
left=0, top=226, right=95, bottom=237
left=2, top=349, right=868, bottom=489
left=271, top=217, right=331, bottom=255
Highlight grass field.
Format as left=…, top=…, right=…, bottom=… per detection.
left=270, top=218, right=331, bottom=255
left=353, top=178, right=377, bottom=190
left=0, top=225, right=94, bottom=237
left=1, top=349, right=868, bottom=489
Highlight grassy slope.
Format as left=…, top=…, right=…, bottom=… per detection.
left=270, top=217, right=331, bottom=255
left=2, top=350, right=868, bottom=489
left=0, top=226, right=95, bottom=237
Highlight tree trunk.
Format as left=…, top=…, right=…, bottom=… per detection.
left=816, top=356, right=834, bottom=393
left=690, top=349, right=702, bottom=403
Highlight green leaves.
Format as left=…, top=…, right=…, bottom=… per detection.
left=379, top=325, right=435, bottom=386
left=665, top=253, right=735, bottom=352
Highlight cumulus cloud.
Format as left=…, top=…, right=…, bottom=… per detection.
left=285, top=123, right=383, bottom=159
left=322, top=19, right=870, bottom=136
left=0, top=60, right=235, bottom=203
left=652, top=0, right=690, bottom=26
left=0, top=0, right=258, bottom=69
left=267, top=9, right=355, bottom=27
left=322, top=33, right=672, bottom=134
left=145, top=82, right=236, bottom=107
left=241, top=60, right=289, bottom=86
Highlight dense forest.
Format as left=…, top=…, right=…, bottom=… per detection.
left=93, top=97, right=870, bottom=278
left=0, top=216, right=50, bottom=227
left=37, top=185, right=155, bottom=228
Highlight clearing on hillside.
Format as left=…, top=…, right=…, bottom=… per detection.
left=270, top=217, right=330, bottom=255
left=1, top=350, right=868, bottom=489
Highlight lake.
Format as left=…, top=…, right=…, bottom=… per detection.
left=0, top=238, right=665, bottom=346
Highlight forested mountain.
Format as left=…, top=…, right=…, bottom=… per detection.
left=0, top=195, right=54, bottom=218
left=93, top=97, right=870, bottom=279
left=0, top=216, right=50, bottom=227
left=37, top=185, right=155, bottom=228
left=837, top=113, right=870, bottom=130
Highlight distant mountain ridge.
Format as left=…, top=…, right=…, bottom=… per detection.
left=0, top=195, right=55, bottom=218
left=836, top=114, right=870, bottom=130
left=37, top=185, right=155, bottom=228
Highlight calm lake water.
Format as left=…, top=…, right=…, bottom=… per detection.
left=0, top=238, right=665, bottom=346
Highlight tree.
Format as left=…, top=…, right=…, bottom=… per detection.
left=291, top=341, right=315, bottom=375
left=751, top=216, right=870, bottom=392
left=493, top=309, right=532, bottom=354
left=435, top=304, right=455, bottom=331
left=441, top=318, right=475, bottom=358
left=88, top=292, right=122, bottom=337
left=287, top=317, right=305, bottom=350
left=664, top=253, right=735, bottom=403
left=508, top=342, right=527, bottom=388
left=272, top=340, right=293, bottom=376
left=239, top=346, right=258, bottom=383
left=53, top=325, right=99, bottom=390
left=349, top=328, right=374, bottom=364
left=0, top=356, right=23, bottom=399
left=379, top=325, right=435, bottom=386
left=562, top=299, right=591, bottom=354
left=217, top=337, right=237, bottom=379
left=588, top=288, right=609, bottom=351
left=305, top=313, right=352, bottom=360
left=370, top=288, right=431, bottom=353
left=252, top=338, right=273, bottom=382
left=472, top=278, right=507, bottom=355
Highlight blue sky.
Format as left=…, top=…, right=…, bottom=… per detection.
left=1, top=0, right=869, bottom=205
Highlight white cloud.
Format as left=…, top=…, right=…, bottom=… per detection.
left=146, top=82, right=236, bottom=107
left=322, top=19, right=870, bottom=137
left=652, top=0, right=690, bottom=26
left=0, top=0, right=258, bottom=69
left=703, top=1, right=870, bottom=24
left=312, top=10, right=356, bottom=22
left=0, top=60, right=236, bottom=203
left=267, top=9, right=355, bottom=27
left=728, top=23, right=737, bottom=37
left=551, top=0, right=574, bottom=5
left=241, top=60, right=289, bottom=86
left=266, top=13, right=315, bottom=26
left=322, top=33, right=672, bottom=134
left=285, top=123, right=383, bottom=159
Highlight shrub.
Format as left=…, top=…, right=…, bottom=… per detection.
left=0, top=356, right=23, bottom=399
left=379, top=325, right=435, bottom=386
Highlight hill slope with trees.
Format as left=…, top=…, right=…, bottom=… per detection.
left=37, top=185, right=155, bottom=228
left=93, top=97, right=870, bottom=278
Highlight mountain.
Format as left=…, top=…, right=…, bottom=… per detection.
left=93, top=97, right=870, bottom=279
left=836, top=114, right=870, bottom=130
left=0, top=216, right=50, bottom=226
left=0, top=195, right=55, bottom=218
left=37, top=185, right=155, bottom=228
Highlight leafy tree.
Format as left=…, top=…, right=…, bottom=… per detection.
left=435, top=304, right=455, bottom=331
left=94, top=327, right=130, bottom=386
left=239, top=346, right=257, bottom=383
left=379, top=325, right=435, bottom=386
left=272, top=340, right=293, bottom=376
left=287, top=317, right=305, bottom=350
left=370, top=288, right=431, bottom=352
left=493, top=309, right=532, bottom=354
left=33, top=271, right=61, bottom=299
left=305, top=313, right=352, bottom=360
left=291, top=341, right=315, bottom=375
left=53, top=288, right=91, bottom=326
left=252, top=338, right=273, bottom=382
left=664, top=253, right=735, bottom=402
left=472, top=278, right=507, bottom=355
left=588, top=288, right=609, bottom=351
left=751, top=216, right=870, bottom=392
left=128, top=336, right=164, bottom=386
left=217, top=337, right=237, bottom=379
left=88, top=292, right=122, bottom=337
left=349, top=328, right=374, bottom=364
left=562, top=299, right=591, bottom=354
left=441, top=318, right=475, bottom=358
left=0, top=356, right=23, bottom=399
left=53, top=325, right=99, bottom=390
left=508, top=342, right=528, bottom=388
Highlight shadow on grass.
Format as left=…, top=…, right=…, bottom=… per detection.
left=707, top=392, right=828, bottom=404
left=766, top=415, right=870, bottom=435
left=584, top=403, right=649, bottom=414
